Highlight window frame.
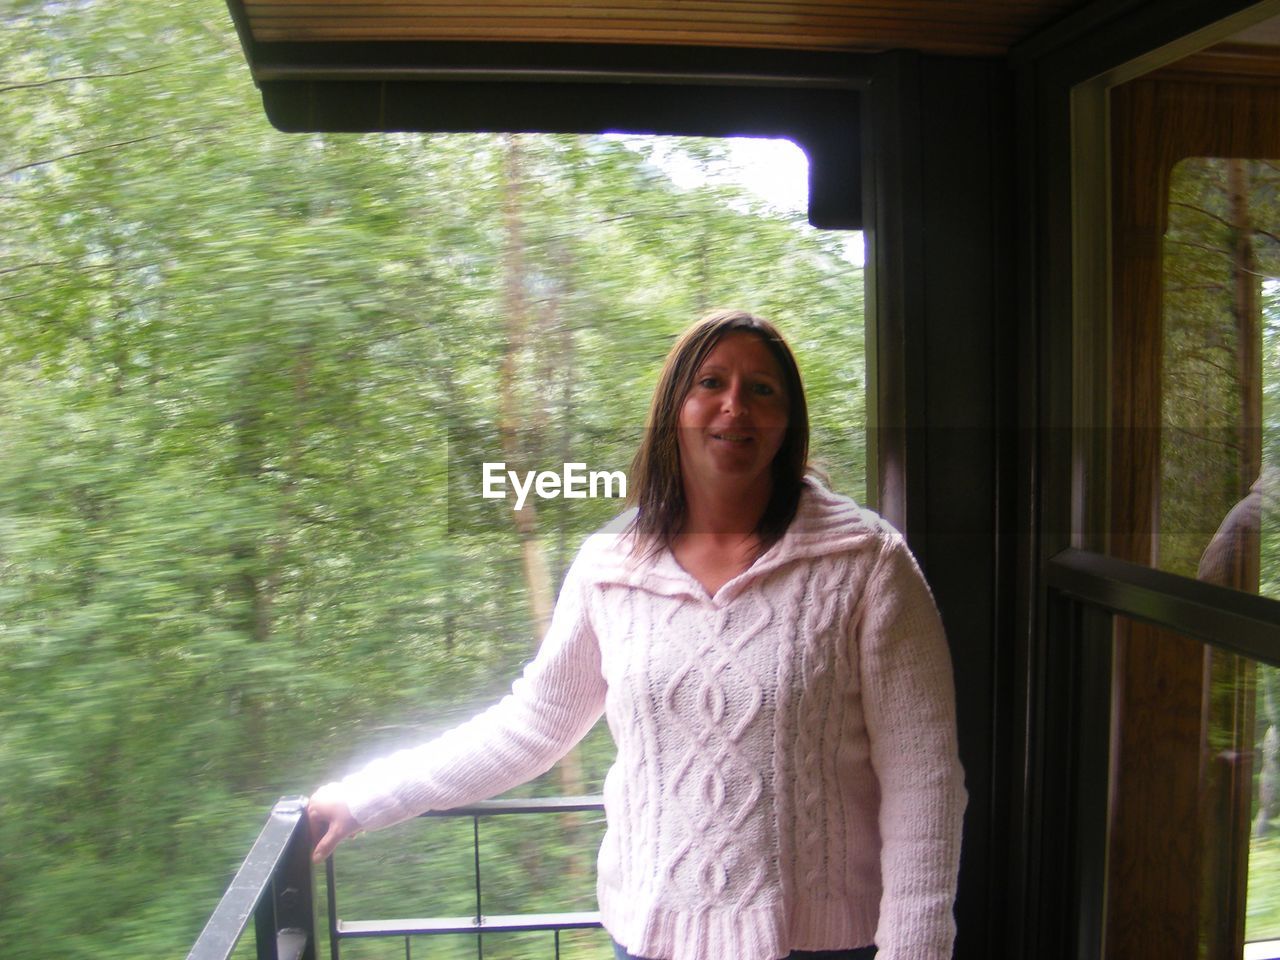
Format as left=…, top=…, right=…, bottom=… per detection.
left=1014, top=2, right=1280, bottom=957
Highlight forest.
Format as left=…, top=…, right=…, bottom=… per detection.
left=0, top=2, right=865, bottom=957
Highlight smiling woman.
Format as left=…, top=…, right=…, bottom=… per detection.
left=629, top=311, right=810, bottom=558
left=677, top=332, right=790, bottom=494
left=628, top=311, right=803, bottom=597
left=307, top=308, right=963, bottom=960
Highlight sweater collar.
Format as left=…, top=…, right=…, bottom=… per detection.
left=581, top=477, right=885, bottom=604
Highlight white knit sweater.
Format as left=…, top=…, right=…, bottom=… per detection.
left=330, top=480, right=966, bottom=960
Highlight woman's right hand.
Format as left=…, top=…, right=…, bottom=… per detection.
left=308, top=784, right=360, bottom=863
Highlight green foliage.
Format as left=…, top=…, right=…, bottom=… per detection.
left=1163, top=160, right=1251, bottom=575
left=1265, top=283, right=1280, bottom=601
left=1163, top=159, right=1280, bottom=950
left=1, top=2, right=865, bottom=957
left=1248, top=833, right=1280, bottom=942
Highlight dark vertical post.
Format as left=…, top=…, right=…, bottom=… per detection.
left=863, top=50, right=1014, bottom=960
left=255, top=882, right=280, bottom=960
left=254, top=797, right=315, bottom=960
left=1069, top=603, right=1114, bottom=960
left=279, top=798, right=317, bottom=960
left=326, top=852, right=340, bottom=960
left=862, top=49, right=923, bottom=538
left=1029, top=592, right=1113, bottom=960
left=474, top=815, right=484, bottom=960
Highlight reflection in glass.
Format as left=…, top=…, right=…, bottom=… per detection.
left=1160, top=158, right=1280, bottom=950
left=1161, top=157, right=1277, bottom=589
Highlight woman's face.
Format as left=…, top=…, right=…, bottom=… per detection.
left=676, top=331, right=790, bottom=495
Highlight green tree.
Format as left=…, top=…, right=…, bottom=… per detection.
left=1, top=3, right=865, bottom=956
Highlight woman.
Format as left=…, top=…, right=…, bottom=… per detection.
left=308, top=310, right=966, bottom=960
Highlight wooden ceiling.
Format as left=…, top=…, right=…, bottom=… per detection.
left=239, top=0, right=1086, bottom=58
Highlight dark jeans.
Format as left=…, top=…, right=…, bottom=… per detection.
left=611, top=940, right=876, bottom=960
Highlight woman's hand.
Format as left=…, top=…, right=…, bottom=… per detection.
left=308, top=784, right=360, bottom=863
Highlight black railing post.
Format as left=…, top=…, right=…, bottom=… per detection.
left=318, top=795, right=605, bottom=957
left=254, top=796, right=316, bottom=960
left=254, top=886, right=277, bottom=960
left=282, top=796, right=317, bottom=960
left=326, top=855, right=340, bottom=960
left=188, top=795, right=317, bottom=960
left=474, top=814, right=484, bottom=960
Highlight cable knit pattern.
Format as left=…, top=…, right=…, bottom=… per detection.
left=326, top=480, right=966, bottom=960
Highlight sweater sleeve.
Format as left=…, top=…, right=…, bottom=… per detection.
left=856, top=534, right=967, bottom=960
left=327, top=547, right=607, bottom=833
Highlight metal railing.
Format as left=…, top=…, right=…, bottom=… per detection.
left=187, top=796, right=316, bottom=960
left=325, top=795, right=605, bottom=960
left=186, top=794, right=604, bottom=960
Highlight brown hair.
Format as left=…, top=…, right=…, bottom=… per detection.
left=627, top=309, right=810, bottom=555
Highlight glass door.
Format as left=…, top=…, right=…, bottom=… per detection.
left=1051, top=9, right=1280, bottom=960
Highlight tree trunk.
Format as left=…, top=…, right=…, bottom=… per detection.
left=498, top=137, right=588, bottom=878
left=498, top=134, right=555, bottom=639
left=1198, top=158, right=1261, bottom=960
left=1227, top=159, right=1262, bottom=502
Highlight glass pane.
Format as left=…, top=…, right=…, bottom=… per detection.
left=1106, top=616, right=1280, bottom=959
left=1103, top=14, right=1280, bottom=611
left=1252, top=662, right=1280, bottom=947
left=1093, top=14, right=1280, bottom=960
left=1161, top=156, right=1280, bottom=598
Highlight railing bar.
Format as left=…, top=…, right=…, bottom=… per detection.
left=254, top=873, right=277, bottom=960
left=187, top=798, right=306, bottom=960
left=419, top=796, right=603, bottom=817
left=334, top=912, right=602, bottom=936
left=274, top=807, right=317, bottom=960
left=474, top=815, right=483, bottom=960
left=316, top=801, right=608, bottom=953
left=326, top=854, right=341, bottom=960
left=191, top=797, right=608, bottom=960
